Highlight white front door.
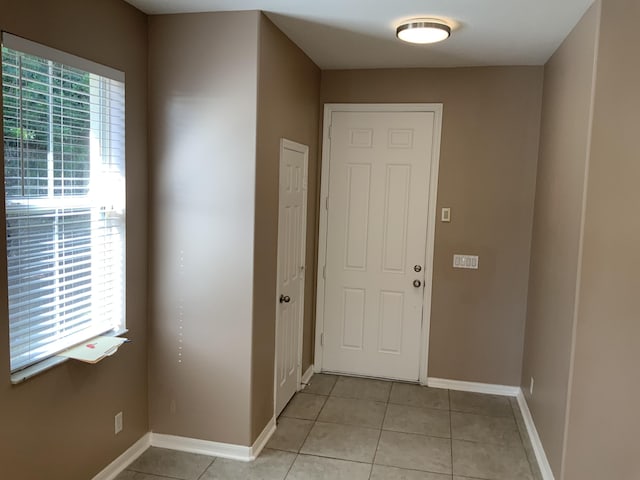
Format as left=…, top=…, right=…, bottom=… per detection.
left=275, top=139, right=308, bottom=416
left=321, top=109, right=438, bottom=381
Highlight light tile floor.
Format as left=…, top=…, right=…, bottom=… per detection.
left=116, top=374, right=543, bottom=480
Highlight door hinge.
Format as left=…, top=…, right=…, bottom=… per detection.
left=320, top=333, right=324, bottom=347
left=328, top=124, right=332, bottom=139
left=324, top=196, right=329, bottom=210
left=323, top=265, right=326, bottom=279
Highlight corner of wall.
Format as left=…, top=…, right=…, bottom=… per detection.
left=519, top=1, right=602, bottom=477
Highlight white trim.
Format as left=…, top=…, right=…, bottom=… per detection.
left=517, top=390, right=556, bottom=480
left=287, top=139, right=309, bottom=393
left=151, top=417, right=276, bottom=462
left=314, top=104, right=333, bottom=372
left=419, top=105, right=443, bottom=385
left=151, top=433, right=250, bottom=461
left=2, top=32, right=125, bottom=82
left=91, top=433, right=151, bottom=480
left=300, top=364, right=314, bottom=386
left=315, top=103, right=443, bottom=382
left=250, top=416, right=277, bottom=460
left=92, top=419, right=277, bottom=479
left=11, top=355, right=68, bottom=384
left=427, top=377, right=520, bottom=397
left=424, top=378, right=554, bottom=478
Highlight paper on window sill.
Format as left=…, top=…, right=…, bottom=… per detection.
left=57, top=335, right=128, bottom=364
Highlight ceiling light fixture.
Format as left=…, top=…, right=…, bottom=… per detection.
left=396, top=19, right=451, bottom=44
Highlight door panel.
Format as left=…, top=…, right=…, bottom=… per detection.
left=275, top=140, right=308, bottom=416
left=378, top=290, right=404, bottom=354
left=342, top=287, right=366, bottom=350
left=382, top=164, right=411, bottom=273
left=344, top=164, right=371, bottom=270
left=323, top=111, right=435, bottom=381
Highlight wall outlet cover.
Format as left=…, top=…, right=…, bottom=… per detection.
left=115, top=411, right=123, bottom=435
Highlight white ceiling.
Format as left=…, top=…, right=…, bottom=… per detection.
left=124, top=0, right=595, bottom=69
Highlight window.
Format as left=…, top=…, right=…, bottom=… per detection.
left=1, top=33, right=125, bottom=379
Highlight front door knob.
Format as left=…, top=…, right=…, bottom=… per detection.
left=279, top=295, right=291, bottom=304
left=413, top=280, right=422, bottom=288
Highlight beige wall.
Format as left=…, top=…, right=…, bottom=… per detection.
left=0, top=0, right=149, bottom=478
left=321, top=68, right=543, bottom=385
left=520, top=3, right=601, bottom=475
left=563, top=0, right=640, bottom=477
left=148, top=11, right=259, bottom=446
left=6, top=3, right=637, bottom=477
left=252, top=15, right=320, bottom=440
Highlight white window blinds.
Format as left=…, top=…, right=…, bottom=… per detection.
left=1, top=33, right=126, bottom=373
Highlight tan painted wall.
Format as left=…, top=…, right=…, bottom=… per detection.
left=321, top=67, right=543, bottom=385
left=520, top=3, right=601, bottom=475
left=252, top=14, right=320, bottom=440
left=0, top=0, right=149, bottom=478
left=563, top=0, right=640, bottom=477
left=148, top=11, right=259, bottom=446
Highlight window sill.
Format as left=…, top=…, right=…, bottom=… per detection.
left=10, top=329, right=128, bottom=385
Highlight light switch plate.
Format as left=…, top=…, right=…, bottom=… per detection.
left=453, top=254, right=479, bottom=269
left=441, top=207, right=451, bottom=222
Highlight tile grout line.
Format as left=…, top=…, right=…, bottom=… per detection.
left=312, top=418, right=389, bottom=430
left=126, top=469, right=186, bottom=480
left=295, top=452, right=382, bottom=466
left=293, top=391, right=325, bottom=458
left=281, top=452, right=298, bottom=480
left=368, top=389, right=392, bottom=480
left=284, top=374, right=337, bottom=479
left=195, top=456, right=216, bottom=480
left=326, top=375, right=338, bottom=396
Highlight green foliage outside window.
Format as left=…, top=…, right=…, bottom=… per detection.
left=2, top=47, right=91, bottom=198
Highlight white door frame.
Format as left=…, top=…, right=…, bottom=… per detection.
left=274, top=138, right=309, bottom=417
left=314, top=103, right=443, bottom=385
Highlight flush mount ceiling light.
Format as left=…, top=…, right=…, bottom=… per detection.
left=396, top=19, right=451, bottom=44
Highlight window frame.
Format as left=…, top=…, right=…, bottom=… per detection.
left=1, top=33, right=127, bottom=383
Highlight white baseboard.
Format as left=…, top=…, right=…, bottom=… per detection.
left=151, top=433, right=251, bottom=461
left=301, top=364, right=314, bottom=386
left=250, top=416, right=277, bottom=459
left=427, top=377, right=520, bottom=397
left=426, top=378, right=552, bottom=479
left=517, top=390, right=555, bottom=480
left=93, top=415, right=276, bottom=479
left=92, top=433, right=151, bottom=480
left=151, top=416, right=276, bottom=462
